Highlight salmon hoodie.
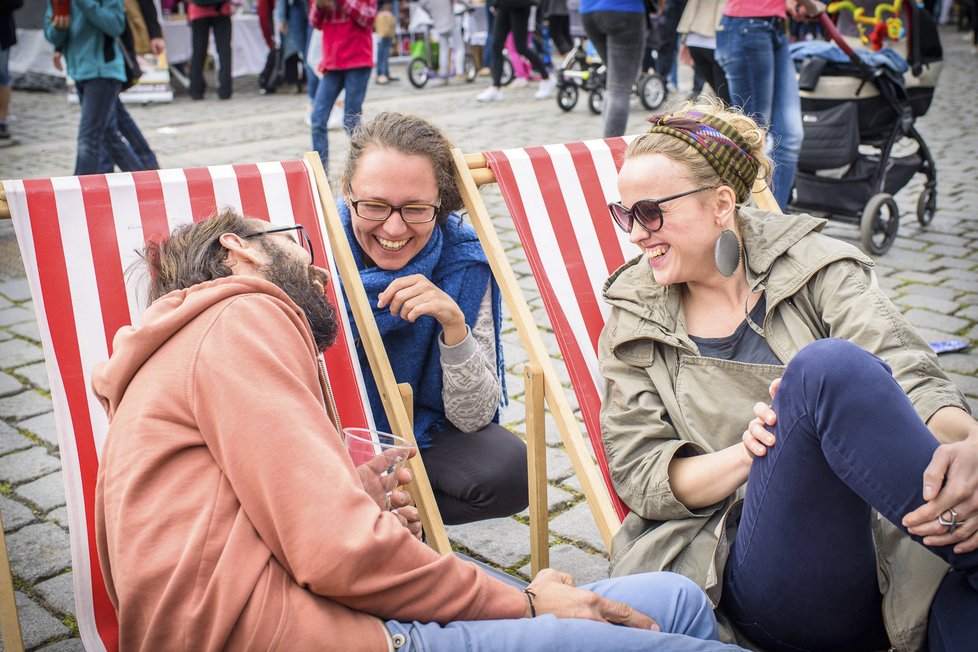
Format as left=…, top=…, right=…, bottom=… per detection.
left=93, top=276, right=524, bottom=650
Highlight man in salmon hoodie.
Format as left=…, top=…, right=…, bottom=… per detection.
left=93, top=209, right=744, bottom=651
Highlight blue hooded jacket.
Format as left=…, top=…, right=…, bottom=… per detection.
left=44, top=0, right=126, bottom=83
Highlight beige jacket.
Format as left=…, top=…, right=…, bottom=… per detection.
left=677, top=0, right=725, bottom=37
left=599, top=207, right=969, bottom=651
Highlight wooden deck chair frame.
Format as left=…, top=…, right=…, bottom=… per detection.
left=451, top=141, right=780, bottom=552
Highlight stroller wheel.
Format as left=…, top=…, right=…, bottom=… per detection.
left=639, top=73, right=667, bottom=111
left=916, top=187, right=937, bottom=227
left=408, top=58, right=430, bottom=89
left=860, top=193, right=900, bottom=256
left=557, top=84, right=579, bottom=112
left=588, top=87, right=604, bottom=115
left=464, top=53, right=478, bottom=83
left=500, top=57, right=515, bottom=86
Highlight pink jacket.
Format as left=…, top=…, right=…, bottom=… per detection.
left=93, top=276, right=524, bottom=651
left=188, top=1, right=234, bottom=21
left=309, top=0, right=375, bottom=71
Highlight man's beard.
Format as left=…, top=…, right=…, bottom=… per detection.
left=260, top=245, right=339, bottom=352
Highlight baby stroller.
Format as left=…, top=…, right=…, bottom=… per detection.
left=789, top=2, right=943, bottom=255
left=555, top=37, right=605, bottom=113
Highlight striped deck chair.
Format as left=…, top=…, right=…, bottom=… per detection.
left=452, top=138, right=780, bottom=550
left=0, top=155, right=450, bottom=651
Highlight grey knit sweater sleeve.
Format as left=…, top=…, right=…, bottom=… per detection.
left=439, top=284, right=501, bottom=433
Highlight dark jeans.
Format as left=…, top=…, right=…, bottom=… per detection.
left=423, top=422, right=528, bottom=525
left=581, top=11, right=646, bottom=138
left=688, top=46, right=729, bottom=105
left=74, top=78, right=130, bottom=176
left=376, top=36, right=392, bottom=78
left=310, top=66, right=371, bottom=170
left=721, top=339, right=978, bottom=651
left=190, top=15, right=232, bottom=99
left=548, top=14, right=572, bottom=56
left=490, top=6, right=548, bottom=87
left=98, top=100, right=157, bottom=172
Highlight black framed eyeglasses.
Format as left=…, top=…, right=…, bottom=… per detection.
left=607, top=187, right=713, bottom=234
left=347, top=184, right=440, bottom=224
left=244, top=224, right=315, bottom=265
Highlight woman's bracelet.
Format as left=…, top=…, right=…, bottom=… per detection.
left=523, top=588, right=537, bottom=618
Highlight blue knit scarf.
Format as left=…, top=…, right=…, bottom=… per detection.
left=338, top=200, right=506, bottom=448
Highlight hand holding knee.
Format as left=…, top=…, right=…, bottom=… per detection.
left=525, top=569, right=659, bottom=631
left=743, top=380, right=780, bottom=459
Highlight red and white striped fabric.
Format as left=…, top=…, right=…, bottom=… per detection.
left=3, top=161, right=375, bottom=652
left=485, top=137, right=637, bottom=523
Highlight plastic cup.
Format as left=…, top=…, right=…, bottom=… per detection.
left=342, top=428, right=414, bottom=511
left=52, top=0, right=71, bottom=18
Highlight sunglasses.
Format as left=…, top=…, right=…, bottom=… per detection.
left=607, top=187, right=713, bottom=234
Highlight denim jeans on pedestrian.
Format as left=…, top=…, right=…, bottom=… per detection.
left=715, top=16, right=803, bottom=209
left=74, top=78, right=133, bottom=176
left=376, top=36, right=392, bottom=78
left=721, top=339, right=978, bottom=652
left=310, top=66, right=371, bottom=170
left=284, top=3, right=319, bottom=101
left=581, top=11, right=646, bottom=138
left=98, top=99, right=157, bottom=172
left=386, top=572, right=744, bottom=651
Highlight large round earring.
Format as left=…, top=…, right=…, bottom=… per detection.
left=714, top=229, right=742, bottom=277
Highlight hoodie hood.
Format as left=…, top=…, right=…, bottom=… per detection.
left=92, top=276, right=311, bottom=422
left=601, top=207, right=871, bottom=355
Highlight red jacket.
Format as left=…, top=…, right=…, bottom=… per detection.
left=309, top=0, right=375, bottom=71
left=188, top=0, right=234, bottom=21
left=94, top=276, right=524, bottom=651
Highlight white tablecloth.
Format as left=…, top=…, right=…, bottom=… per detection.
left=162, top=13, right=270, bottom=77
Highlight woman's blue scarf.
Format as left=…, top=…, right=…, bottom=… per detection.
left=338, top=200, right=506, bottom=448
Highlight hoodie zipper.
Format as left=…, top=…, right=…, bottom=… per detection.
left=317, top=356, right=342, bottom=433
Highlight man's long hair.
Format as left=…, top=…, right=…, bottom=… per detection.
left=141, top=209, right=255, bottom=303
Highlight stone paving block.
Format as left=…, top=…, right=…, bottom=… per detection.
left=903, top=309, right=969, bottom=334
left=938, top=353, right=978, bottom=376
left=0, top=305, right=34, bottom=328
left=549, top=503, right=606, bottom=554
left=7, top=522, right=71, bottom=583
left=942, top=277, right=978, bottom=294
left=17, top=471, right=66, bottom=513
left=0, top=494, right=37, bottom=532
left=546, top=446, right=575, bottom=483
left=516, top=484, right=575, bottom=519
left=35, top=572, right=76, bottom=617
left=924, top=243, right=973, bottom=258
left=46, top=506, right=70, bottom=530
left=900, top=284, right=962, bottom=303
left=919, top=232, right=970, bottom=247
left=0, top=371, right=22, bottom=397
left=6, top=319, right=41, bottom=343
left=947, top=372, right=978, bottom=398
left=12, top=591, right=71, bottom=650
left=19, top=412, right=59, bottom=449
left=37, top=638, right=85, bottom=652
left=0, top=295, right=12, bottom=310
left=895, top=270, right=946, bottom=285
left=937, top=256, right=978, bottom=271
left=0, top=421, right=32, bottom=456
left=0, top=448, right=61, bottom=484
left=0, top=279, right=32, bottom=302
left=15, top=362, right=50, bottom=393
left=505, top=364, right=526, bottom=398
left=0, top=330, right=12, bottom=343
left=894, top=294, right=961, bottom=315
left=447, top=517, right=530, bottom=568
left=0, top=389, right=53, bottom=421
left=518, top=544, right=610, bottom=585
left=0, top=337, right=44, bottom=369
left=955, top=305, right=978, bottom=322
left=915, top=327, right=965, bottom=344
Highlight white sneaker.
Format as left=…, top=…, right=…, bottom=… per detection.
left=510, top=77, right=529, bottom=89
left=534, top=74, right=557, bottom=99
left=475, top=86, right=504, bottom=102
left=327, top=106, right=344, bottom=130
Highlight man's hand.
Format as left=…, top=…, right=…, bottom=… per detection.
left=903, top=430, right=978, bottom=553
left=742, top=378, right=780, bottom=460
left=390, top=487, right=423, bottom=540
left=378, top=275, right=468, bottom=345
left=150, top=37, right=166, bottom=57
left=788, top=0, right=825, bottom=21
left=51, top=14, right=71, bottom=30
left=356, top=448, right=423, bottom=539
left=52, top=51, right=64, bottom=72
left=523, top=569, right=660, bottom=631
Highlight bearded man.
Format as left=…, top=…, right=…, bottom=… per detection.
left=93, top=209, right=740, bottom=651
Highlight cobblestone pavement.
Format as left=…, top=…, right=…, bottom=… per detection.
left=0, top=27, right=976, bottom=650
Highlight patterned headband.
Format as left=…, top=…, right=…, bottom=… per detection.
left=645, top=112, right=760, bottom=203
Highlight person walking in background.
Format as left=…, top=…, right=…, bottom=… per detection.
left=44, top=0, right=139, bottom=175
left=277, top=0, right=320, bottom=98
left=308, top=0, right=376, bottom=171
left=420, top=0, right=463, bottom=82
left=374, top=0, right=396, bottom=83
left=188, top=0, right=233, bottom=100
left=0, top=0, right=20, bottom=141
left=475, top=0, right=555, bottom=102
left=544, top=0, right=572, bottom=57
left=715, top=0, right=824, bottom=208
left=578, top=0, right=645, bottom=137
left=677, top=0, right=728, bottom=104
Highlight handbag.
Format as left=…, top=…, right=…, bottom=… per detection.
left=118, top=25, right=143, bottom=90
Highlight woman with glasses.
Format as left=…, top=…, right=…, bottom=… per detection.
left=338, top=112, right=529, bottom=525
left=598, top=102, right=978, bottom=650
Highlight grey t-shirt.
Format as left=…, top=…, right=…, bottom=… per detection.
left=689, top=295, right=781, bottom=365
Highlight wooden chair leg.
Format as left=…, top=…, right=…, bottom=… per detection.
left=524, top=363, right=549, bottom=577
left=0, top=514, right=24, bottom=652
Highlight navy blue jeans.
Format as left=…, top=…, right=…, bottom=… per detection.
left=721, top=339, right=977, bottom=651
left=98, top=100, right=156, bottom=172
left=74, top=78, right=131, bottom=176
left=310, top=66, right=371, bottom=170
left=715, top=16, right=803, bottom=210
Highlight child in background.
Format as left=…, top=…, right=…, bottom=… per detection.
left=375, top=1, right=397, bottom=84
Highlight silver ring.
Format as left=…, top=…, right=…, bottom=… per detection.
left=938, top=508, right=960, bottom=534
